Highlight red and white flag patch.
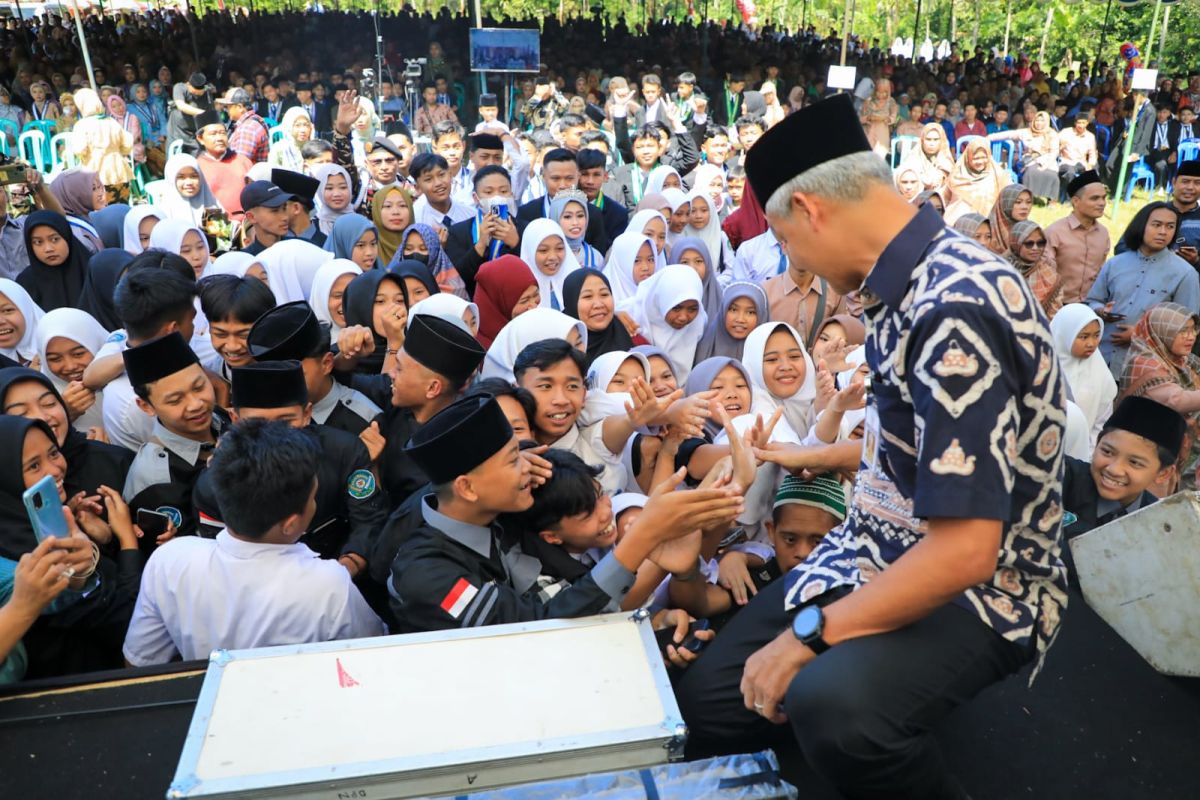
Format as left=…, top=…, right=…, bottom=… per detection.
left=440, top=578, right=479, bottom=619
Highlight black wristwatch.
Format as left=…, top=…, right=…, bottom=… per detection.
left=791, top=605, right=831, bottom=654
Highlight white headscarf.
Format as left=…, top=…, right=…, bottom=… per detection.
left=580, top=350, right=652, bottom=427
left=481, top=307, right=587, bottom=381
left=626, top=209, right=668, bottom=269
left=308, top=259, right=362, bottom=335
left=1050, top=303, right=1116, bottom=449
left=836, top=346, right=868, bottom=442
left=684, top=189, right=727, bottom=269
left=0, top=278, right=46, bottom=363
left=646, top=165, right=683, bottom=195
left=206, top=251, right=262, bottom=279
left=122, top=204, right=165, bottom=254
left=619, top=263, right=707, bottom=383
left=408, top=293, right=480, bottom=337
left=257, top=239, right=333, bottom=304
left=33, top=307, right=109, bottom=432
left=162, top=153, right=219, bottom=225
left=519, top=218, right=582, bottom=311
left=149, top=218, right=209, bottom=264
left=742, top=321, right=818, bottom=440
left=311, top=163, right=356, bottom=235
left=689, top=163, right=727, bottom=211
left=603, top=231, right=657, bottom=308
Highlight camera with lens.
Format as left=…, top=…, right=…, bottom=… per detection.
left=404, top=58, right=427, bottom=80
left=361, top=68, right=376, bottom=96
left=0, top=154, right=29, bottom=186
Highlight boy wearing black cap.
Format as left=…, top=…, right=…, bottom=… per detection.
left=444, top=165, right=522, bottom=295
left=1062, top=396, right=1186, bottom=538
left=389, top=395, right=743, bottom=633
left=123, top=419, right=383, bottom=666
left=1044, top=169, right=1112, bottom=303
left=121, top=333, right=231, bottom=549
left=239, top=180, right=297, bottom=255
left=271, top=168, right=326, bottom=247
left=193, top=361, right=389, bottom=577
left=195, top=109, right=252, bottom=220
left=475, top=93, right=507, bottom=134
left=452, top=130, right=531, bottom=209
left=248, top=301, right=383, bottom=442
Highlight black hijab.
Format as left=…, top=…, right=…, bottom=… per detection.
left=563, top=268, right=633, bottom=368
left=0, top=414, right=59, bottom=560
left=342, top=269, right=409, bottom=375
left=16, top=210, right=91, bottom=312
left=0, top=368, right=134, bottom=503
left=77, top=249, right=134, bottom=331
left=388, top=258, right=440, bottom=298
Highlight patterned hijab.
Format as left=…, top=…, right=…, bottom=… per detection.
left=987, top=184, right=1031, bottom=255
left=1119, top=303, right=1200, bottom=399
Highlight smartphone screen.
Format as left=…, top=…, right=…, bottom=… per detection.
left=22, top=475, right=70, bottom=543
left=136, top=509, right=170, bottom=538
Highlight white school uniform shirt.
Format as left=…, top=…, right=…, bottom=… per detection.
left=123, top=529, right=385, bottom=666
left=732, top=229, right=788, bottom=284
left=412, top=193, right=477, bottom=229
left=96, top=332, right=155, bottom=453
left=551, top=422, right=627, bottom=496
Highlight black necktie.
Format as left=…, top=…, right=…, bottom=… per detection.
left=442, top=215, right=452, bottom=229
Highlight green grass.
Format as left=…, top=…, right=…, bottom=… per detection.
left=1028, top=188, right=1166, bottom=245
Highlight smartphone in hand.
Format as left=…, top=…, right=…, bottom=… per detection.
left=136, top=508, right=171, bottom=539
left=23, top=475, right=69, bottom=543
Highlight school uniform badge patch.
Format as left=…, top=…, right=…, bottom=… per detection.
left=347, top=470, right=377, bottom=499
left=156, top=506, right=183, bottom=528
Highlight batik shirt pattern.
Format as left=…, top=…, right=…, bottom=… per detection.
left=783, top=205, right=1069, bottom=677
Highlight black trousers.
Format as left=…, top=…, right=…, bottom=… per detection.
left=676, top=577, right=1029, bottom=800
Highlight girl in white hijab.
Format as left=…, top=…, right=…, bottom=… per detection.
left=603, top=231, right=658, bottom=307
left=742, top=321, right=818, bottom=441
left=690, top=163, right=730, bottom=216
left=625, top=209, right=669, bottom=269
left=408, top=293, right=480, bottom=337
left=519, top=218, right=582, bottom=312
left=661, top=187, right=692, bottom=249
left=645, top=164, right=683, bottom=195
left=148, top=218, right=210, bottom=279
left=311, top=163, right=356, bottom=235
left=579, top=349, right=653, bottom=427
left=122, top=204, right=165, bottom=254
left=309, top=259, right=362, bottom=335
left=161, top=153, right=219, bottom=225
left=1050, top=303, right=1116, bottom=450
left=684, top=189, right=735, bottom=276
left=0, top=278, right=46, bottom=365
left=618, top=263, right=707, bottom=383
left=34, top=307, right=110, bottom=432
left=480, top=307, right=587, bottom=381
left=257, top=239, right=333, bottom=305
left=205, top=252, right=268, bottom=284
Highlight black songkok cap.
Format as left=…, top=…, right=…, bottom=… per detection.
left=122, top=332, right=199, bottom=388
left=1105, top=396, right=1186, bottom=463
left=479, top=93, right=498, bottom=107
left=231, top=361, right=309, bottom=409
left=404, top=395, right=513, bottom=485
left=271, top=168, right=319, bottom=205
left=1067, top=169, right=1104, bottom=197
left=744, top=93, right=871, bottom=211
left=470, top=132, right=504, bottom=152
left=404, top=314, right=485, bottom=386
left=1177, top=160, right=1200, bottom=178
left=195, top=108, right=225, bottom=134
left=248, top=301, right=324, bottom=362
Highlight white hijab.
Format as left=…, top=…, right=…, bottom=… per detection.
left=684, top=190, right=727, bottom=268
left=603, top=231, right=656, bottom=308
left=662, top=187, right=691, bottom=248
left=481, top=307, right=588, bottom=381
left=309, top=259, right=362, bottom=335
left=206, top=251, right=262, bottom=278
left=0, top=279, right=47, bottom=363
left=580, top=350, right=652, bottom=427
left=33, top=307, right=109, bottom=432
left=1050, top=303, right=1116, bottom=447
left=408, top=293, right=479, bottom=337
left=257, top=239, right=333, bottom=304
left=646, top=165, right=683, bottom=195
left=626, top=209, right=668, bottom=269
left=311, top=163, right=355, bottom=235
left=162, top=153, right=219, bottom=225
left=122, top=204, right=165, bottom=254
left=742, top=321, right=818, bottom=440
left=619, top=263, right=707, bottom=383
left=149, top=218, right=209, bottom=266
left=689, top=163, right=727, bottom=211
left=519, top=218, right=582, bottom=311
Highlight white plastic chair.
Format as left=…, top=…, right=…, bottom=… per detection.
left=18, top=129, right=48, bottom=173
left=144, top=179, right=168, bottom=205
left=168, top=139, right=184, bottom=159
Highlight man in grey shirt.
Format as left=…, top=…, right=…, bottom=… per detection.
left=0, top=166, right=64, bottom=280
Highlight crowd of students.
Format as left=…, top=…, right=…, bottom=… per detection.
left=0, top=6, right=1198, bottom=793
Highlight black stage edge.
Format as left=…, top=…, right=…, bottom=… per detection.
left=1, top=590, right=1197, bottom=799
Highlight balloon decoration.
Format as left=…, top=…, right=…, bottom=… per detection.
left=1119, top=42, right=1143, bottom=80
left=734, top=0, right=758, bottom=27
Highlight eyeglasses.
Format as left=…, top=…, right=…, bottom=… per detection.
left=1022, top=239, right=1047, bottom=249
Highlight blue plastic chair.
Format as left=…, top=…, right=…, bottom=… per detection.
left=269, top=125, right=285, bottom=146
left=890, top=135, right=918, bottom=168
left=0, top=119, right=18, bottom=155
left=1125, top=160, right=1156, bottom=202
left=22, top=120, right=56, bottom=166
left=955, top=134, right=985, bottom=157
left=990, top=140, right=1018, bottom=182
left=1095, top=124, right=1112, bottom=162
left=48, top=131, right=76, bottom=176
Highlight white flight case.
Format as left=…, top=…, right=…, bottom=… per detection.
left=168, top=610, right=687, bottom=799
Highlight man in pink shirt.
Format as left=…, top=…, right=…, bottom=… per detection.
left=954, top=102, right=988, bottom=140
left=1043, top=170, right=1111, bottom=304
left=194, top=109, right=252, bottom=220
